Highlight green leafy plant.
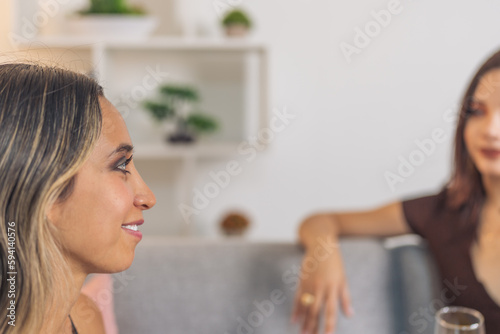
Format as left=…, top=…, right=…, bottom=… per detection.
left=160, top=85, right=199, bottom=101
left=186, top=114, right=218, bottom=133
left=80, top=0, right=146, bottom=15
left=222, top=9, right=252, bottom=28
left=142, top=101, right=173, bottom=122
left=143, top=84, right=219, bottom=143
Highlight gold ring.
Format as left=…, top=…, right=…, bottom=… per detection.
left=300, top=293, right=315, bottom=306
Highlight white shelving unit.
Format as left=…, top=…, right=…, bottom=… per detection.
left=22, top=37, right=269, bottom=140
left=12, top=0, right=270, bottom=235
left=16, top=38, right=269, bottom=236
left=133, top=142, right=241, bottom=160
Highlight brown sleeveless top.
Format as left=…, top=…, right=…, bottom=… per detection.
left=402, top=188, right=500, bottom=333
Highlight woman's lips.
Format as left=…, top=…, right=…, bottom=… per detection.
left=480, top=149, right=500, bottom=159
left=121, top=219, right=144, bottom=240
left=121, top=227, right=143, bottom=240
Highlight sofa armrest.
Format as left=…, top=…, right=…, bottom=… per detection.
left=386, top=235, right=440, bottom=334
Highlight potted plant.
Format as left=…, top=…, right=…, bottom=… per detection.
left=220, top=212, right=250, bottom=236
left=221, top=9, right=252, bottom=37
left=143, top=84, right=218, bottom=144
left=81, top=0, right=145, bottom=14
left=66, top=0, right=158, bottom=39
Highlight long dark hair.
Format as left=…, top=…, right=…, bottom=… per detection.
left=0, top=63, right=103, bottom=333
left=446, top=49, right=500, bottom=229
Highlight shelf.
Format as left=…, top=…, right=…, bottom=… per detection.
left=11, top=0, right=270, bottom=236
left=132, top=142, right=241, bottom=160
left=19, top=36, right=268, bottom=52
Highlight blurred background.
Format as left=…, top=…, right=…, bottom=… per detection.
left=1, top=0, right=499, bottom=241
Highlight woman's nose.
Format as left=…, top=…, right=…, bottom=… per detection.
left=483, top=111, right=500, bottom=140
left=133, top=174, right=156, bottom=210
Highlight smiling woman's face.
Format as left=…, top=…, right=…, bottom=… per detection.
left=48, top=97, right=156, bottom=274
left=464, top=68, right=500, bottom=179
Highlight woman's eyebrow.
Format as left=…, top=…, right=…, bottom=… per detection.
left=108, top=143, right=134, bottom=158
left=469, top=98, right=485, bottom=105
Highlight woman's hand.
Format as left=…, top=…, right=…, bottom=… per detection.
left=292, top=203, right=408, bottom=333
left=291, top=244, right=354, bottom=334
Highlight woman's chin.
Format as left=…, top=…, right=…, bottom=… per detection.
left=113, top=256, right=135, bottom=273
left=95, top=262, right=134, bottom=274
left=92, top=253, right=136, bottom=274
left=476, top=164, right=500, bottom=180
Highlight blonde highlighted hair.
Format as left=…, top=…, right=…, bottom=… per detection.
left=0, top=63, right=103, bottom=333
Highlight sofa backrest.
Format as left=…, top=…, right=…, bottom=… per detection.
left=112, top=236, right=439, bottom=334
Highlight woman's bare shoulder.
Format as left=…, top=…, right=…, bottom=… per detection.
left=70, top=293, right=106, bottom=334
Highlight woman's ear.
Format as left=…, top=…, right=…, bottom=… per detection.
left=45, top=200, right=62, bottom=228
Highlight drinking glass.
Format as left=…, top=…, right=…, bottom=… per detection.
left=434, top=306, right=485, bottom=334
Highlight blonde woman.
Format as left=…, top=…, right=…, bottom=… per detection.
left=293, top=49, right=500, bottom=334
left=0, top=64, right=156, bottom=333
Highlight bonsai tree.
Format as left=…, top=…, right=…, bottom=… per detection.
left=80, top=0, right=145, bottom=15
left=143, top=85, right=218, bottom=144
left=222, top=9, right=252, bottom=36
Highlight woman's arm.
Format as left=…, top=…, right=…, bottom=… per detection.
left=298, top=201, right=410, bottom=247
left=293, top=201, right=411, bottom=334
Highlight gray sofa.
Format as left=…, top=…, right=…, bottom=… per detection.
left=112, top=236, right=440, bottom=334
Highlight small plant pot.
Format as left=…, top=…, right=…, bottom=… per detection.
left=222, top=229, right=247, bottom=237
left=166, top=118, right=196, bottom=144
left=224, top=24, right=249, bottom=37
left=220, top=212, right=250, bottom=237
left=167, top=132, right=195, bottom=144
left=66, top=14, right=158, bottom=39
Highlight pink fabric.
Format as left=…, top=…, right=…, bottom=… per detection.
left=81, top=274, right=118, bottom=334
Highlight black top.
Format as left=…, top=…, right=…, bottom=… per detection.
left=69, top=314, right=78, bottom=334
left=402, top=189, right=500, bottom=334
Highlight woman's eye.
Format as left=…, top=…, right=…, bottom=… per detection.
left=465, top=107, right=484, bottom=117
left=116, top=155, right=133, bottom=175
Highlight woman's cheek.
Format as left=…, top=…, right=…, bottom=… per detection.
left=111, top=182, right=134, bottom=213
left=464, top=124, right=474, bottom=151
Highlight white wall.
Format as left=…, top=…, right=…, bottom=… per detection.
left=3, top=0, right=500, bottom=241
left=0, top=1, right=12, bottom=56
left=187, top=0, right=500, bottom=240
